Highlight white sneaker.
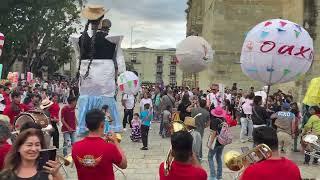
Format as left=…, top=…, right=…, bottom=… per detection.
left=240, top=139, right=247, bottom=143
left=123, top=128, right=127, bottom=131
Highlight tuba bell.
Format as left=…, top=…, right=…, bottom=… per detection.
left=164, top=120, right=188, bottom=176
left=224, top=144, right=272, bottom=171
left=164, top=113, right=202, bottom=176
left=302, top=134, right=320, bottom=158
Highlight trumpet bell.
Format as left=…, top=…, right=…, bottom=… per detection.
left=57, top=154, right=73, bottom=166
left=116, top=133, right=122, bottom=143
left=224, top=151, right=243, bottom=171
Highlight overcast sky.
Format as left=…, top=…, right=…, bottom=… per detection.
left=85, top=0, right=188, bottom=49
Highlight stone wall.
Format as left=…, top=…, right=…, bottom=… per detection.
left=186, top=0, right=320, bottom=99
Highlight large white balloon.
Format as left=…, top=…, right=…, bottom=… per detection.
left=240, top=19, right=313, bottom=85
left=117, top=71, right=140, bottom=95
left=176, top=36, right=214, bottom=73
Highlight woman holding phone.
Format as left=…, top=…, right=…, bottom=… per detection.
left=0, top=129, right=63, bottom=180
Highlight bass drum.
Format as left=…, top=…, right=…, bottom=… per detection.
left=14, top=110, right=49, bottom=131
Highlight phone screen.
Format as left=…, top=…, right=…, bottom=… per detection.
left=37, top=148, right=57, bottom=171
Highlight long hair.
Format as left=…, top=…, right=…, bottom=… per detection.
left=77, top=16, right=104, bottom=81
left=181, top=93, right=190, bottom=105
left=3, top=129, right=46, bottom=171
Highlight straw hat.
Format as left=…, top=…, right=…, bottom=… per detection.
left=81, top=5, right=107, bottom=20
left=210, top=106, right=226, bottom=118
left=40, top=98, right=53, bottom=110
left=184, top=117, right=196, bottom=128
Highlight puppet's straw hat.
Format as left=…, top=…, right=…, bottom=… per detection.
left=81, top=5, right=107, bottom=20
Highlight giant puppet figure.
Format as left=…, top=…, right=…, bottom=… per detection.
left=70, top=5, right=126, bottom=135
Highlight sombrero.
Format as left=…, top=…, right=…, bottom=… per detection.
left=40, top=98, right=53, bottom=110
left=184, top=117, right=196, bottom=128
left=81, top=5, right=107, bottom=20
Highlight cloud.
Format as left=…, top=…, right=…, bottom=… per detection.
left=84, top=0, right=188, bottom=49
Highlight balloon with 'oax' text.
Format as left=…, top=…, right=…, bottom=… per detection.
left=176, top=36, right=214, bottom=73
left=117, top=71, right=140, bottom=95
left=240, top=19, right=313, bottom=85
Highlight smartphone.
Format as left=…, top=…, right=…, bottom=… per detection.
left=37, top=148, right=57, bottom=171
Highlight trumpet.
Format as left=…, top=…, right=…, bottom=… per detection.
left=224, top=144, right=272, bottom=171
left=57, top=154, right=73, bottom=167
left=302, top=134, right=320, bottom=158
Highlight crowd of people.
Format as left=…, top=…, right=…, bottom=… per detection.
left=0, top=79, right=319, bottom=180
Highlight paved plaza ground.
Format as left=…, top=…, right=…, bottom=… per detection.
left=57, top=104, right=320, bottom=180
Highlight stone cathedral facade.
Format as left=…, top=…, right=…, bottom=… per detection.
left=186, top=0, right=320, bottom=100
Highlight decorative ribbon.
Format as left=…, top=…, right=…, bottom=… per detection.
left=283, top=69, right=291, bottom=76
left=294, top=30, right=301, bottom=38
left=128, top=80, right=133, bottom=88
left=279, top=21, right=287, bottom=27
left=264, top=21, right=272, bottom=27
left=260, top=31, right=269, bottom=39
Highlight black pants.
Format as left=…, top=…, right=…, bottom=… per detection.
left=51, top=122, right=59, bottom=148
left=123, top=109, right=133, bottom=128
left=305, top=152, right=320, bottom=163
left=141, top=125, right=150, bottom=147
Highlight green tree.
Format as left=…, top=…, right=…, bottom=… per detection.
left=0, top=0, right=81, bottom=78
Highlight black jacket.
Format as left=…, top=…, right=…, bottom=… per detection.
left=251, top=105, right=269, bottom=125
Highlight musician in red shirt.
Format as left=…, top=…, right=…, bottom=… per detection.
left=72, top=109, right=127, bottom=180
left=159, top=131, right=207, bottom=180
left=0, top=120, right=12, bottom=170
left=240, top=126, right=301, bottom=180
left=3, top=91, right=27, bottom=126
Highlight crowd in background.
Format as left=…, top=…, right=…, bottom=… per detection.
left=0, top=78, right=320, bottom=179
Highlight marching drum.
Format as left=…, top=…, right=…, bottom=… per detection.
left=14, top=110, right=49, bottom=131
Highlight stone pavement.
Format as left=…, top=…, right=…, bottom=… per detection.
left=58, top=122, right=320, bottom=180
left=55, top=103, right=319, bottom=180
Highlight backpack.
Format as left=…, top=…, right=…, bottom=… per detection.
left=217, top=121, right=233, bottom=145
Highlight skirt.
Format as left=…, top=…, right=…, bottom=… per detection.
left=130, top=125, right=141, bottom=142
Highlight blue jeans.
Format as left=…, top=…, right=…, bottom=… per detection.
left=240, top=117, right=253, bottom=141
left=208, top=144, right=224, bottom=179
left=63, top=132, right=75, bottom=157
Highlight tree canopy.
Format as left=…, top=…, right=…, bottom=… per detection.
left=0, top=0, right=81, bottom=78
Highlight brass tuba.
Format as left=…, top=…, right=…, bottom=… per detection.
left=302, top=134, right=320, bottom=158
left=224, top=144, right=272, bottom=171
left=164, top=120, right=188, bottom=176
left=164, top=113, right=202, bottom=176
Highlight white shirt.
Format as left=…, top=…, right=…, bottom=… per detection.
left=225, top=93, right=232, bottom=102
left=140, top=98, right=153, bottom=111
left=123, top=94, right=135, bottom=109
left=206, top=92, right=221, bottom=107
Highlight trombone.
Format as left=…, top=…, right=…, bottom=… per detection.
left=223, top=144, right=272, bottom=179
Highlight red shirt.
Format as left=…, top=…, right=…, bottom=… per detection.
left=159, top=161, right=207, bottom=180
left=72, top=137, right=122, bottom=180
left=48, top=102, right=60, bottom=120
left=2, top=92, right=10, bottom=106
left=240, top=157, right=301, bottom=180
left=61, top=105, right=76, bottom=132
left=0, top=142, right=12, bottom=170
left=3, top=103, right=27, bottom=125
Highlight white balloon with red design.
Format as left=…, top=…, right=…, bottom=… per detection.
left=240, top=19, right=314, bottom=85
left=175, top=36, right=214, bottom=73
left=0, top=33, right=4, bottom=56
left=117, top=71, right=140, bottom=95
